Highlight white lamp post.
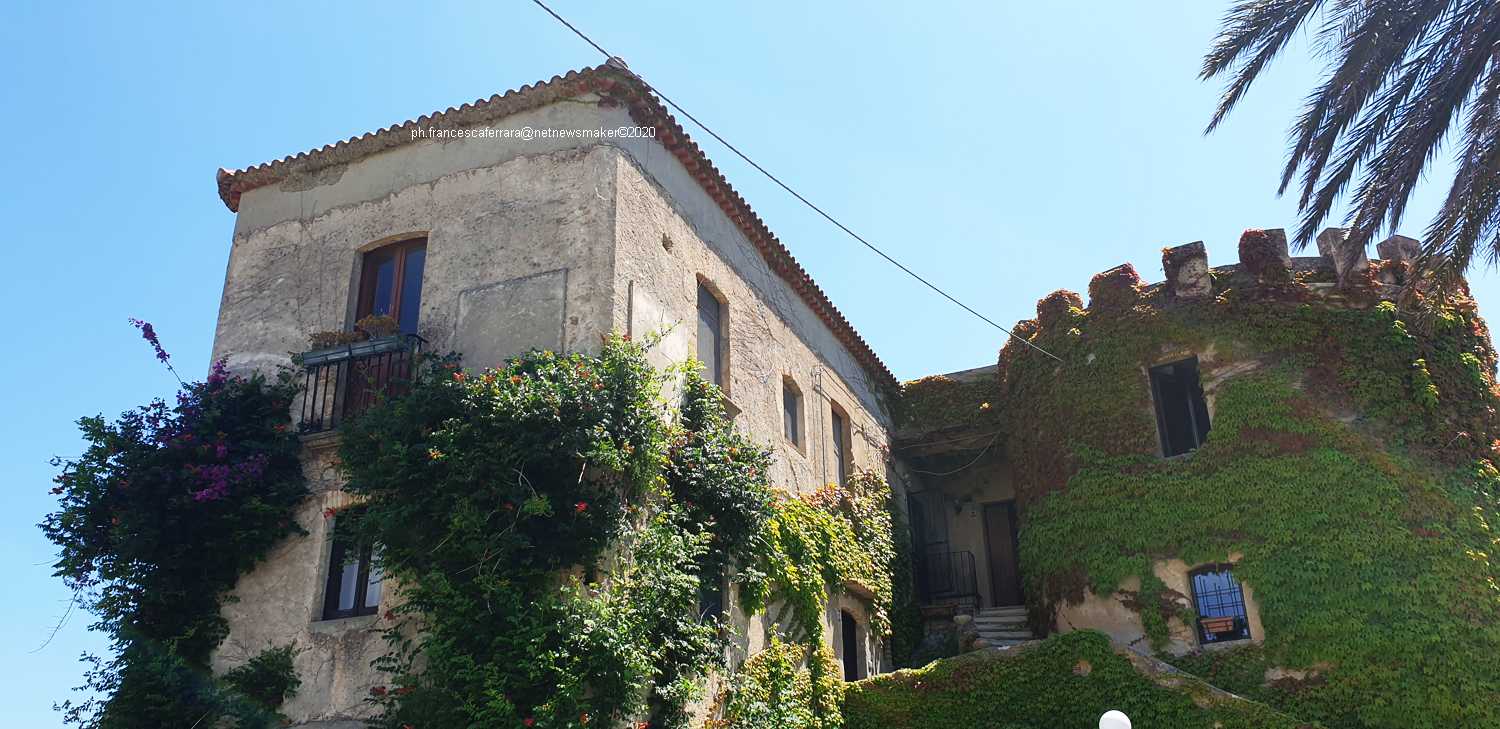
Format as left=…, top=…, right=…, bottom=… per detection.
left=1099, top=710, right=1131, bottom=729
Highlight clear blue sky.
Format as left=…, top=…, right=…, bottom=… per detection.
left=0, top=1, right=1485, bottom=724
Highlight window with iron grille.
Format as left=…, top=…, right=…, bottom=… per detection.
left=1190, top=566, right=1252, bottom=644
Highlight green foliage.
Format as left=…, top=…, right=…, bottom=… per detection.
left=42, top=361, right=308, bottom=728
left=842, top=630, right=1307, bottom=729
left=337, top=337, right=775, bottom=729
left=223, top=645, right=302, bottom=709
left=743, top=469, right=897, bottom=644
left=895, top=374, right=1002, bottom=435
left=713, top=636, right=843, bottom=729
left=996, top=274, right=1500, bottom=728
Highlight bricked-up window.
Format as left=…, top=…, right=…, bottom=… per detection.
left=358, top=238, right=427, bottom=336
left=783, top=380, right=802, bottom=447
left=831, top=408, right=849, bottom=485
left=1191, top=567, right=1252, bottom=644
left=697, top=284, right=724, bottom=387
left=1149, top=357, right=1211, bottom=457
left=322, top=517, right=383, bottom=620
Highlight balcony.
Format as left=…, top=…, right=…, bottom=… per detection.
left=917, top=550, right=981, bottom=608
left=297, top=334, right=424, bottom=434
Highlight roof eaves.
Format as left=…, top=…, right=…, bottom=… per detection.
left=215, top=65, right=899, bottom=394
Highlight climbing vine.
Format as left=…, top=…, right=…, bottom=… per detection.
left=337, top=336, right=775, bottom=729
left=711, top=636, right=843, bottom=729
left=42, top=323, right=308, bottom=728
left=990, top=234, right=1500, bottom=728
left=842, top=630, right=1307, bottom=729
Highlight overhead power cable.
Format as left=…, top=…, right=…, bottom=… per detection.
left=529, top=0, right=1064, bottom=364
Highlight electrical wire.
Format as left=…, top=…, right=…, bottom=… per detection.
left=904, top=432, right=1001, bottom=476
left=528, top=0, right=1065, bottom=364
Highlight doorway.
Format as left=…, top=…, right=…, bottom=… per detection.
left=983, top=502, right=1024, bottom=606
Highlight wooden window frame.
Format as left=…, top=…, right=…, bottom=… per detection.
left=357, top=238, right=428, bottom=334
left=783, top=377, right=803, bottom=449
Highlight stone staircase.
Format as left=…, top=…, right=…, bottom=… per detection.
left=971, top=605, right=1034, bottom=649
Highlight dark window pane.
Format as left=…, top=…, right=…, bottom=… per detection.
left=1150, top=357, right=1211, bottom=457
left=398, top=247, right=426, bottom=335
left=842, top=611, right=860, bottom=681
left=832, top=411, right=846, bottom=484
left=364, top=559, right=383, bottom=609
left=784, top=389, right=799, bottom=446
left=369, top=253, right=397, bottom=318
left=697, top=285, right=722, bottom=386
left=697, top=285, right=720, bottom=323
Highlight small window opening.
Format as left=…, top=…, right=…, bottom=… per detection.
left=841, top=610, right=862, bottom=681
left=696, top=284, right=724, bottom=387
left=831, top=409, right=848, bottom=485
left=783, top=381, right=802, bottom=447
left=1190, top=567, right=1252, bottom=644
left=1150, top=357, right=1211, bottom=457
left=699, top=560, right=724, bottom=625
left=322, top=516, right=382, bottom=621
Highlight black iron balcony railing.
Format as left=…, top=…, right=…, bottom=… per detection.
left=919, top=550, right=981, bottom=607
left=297, top=334, right=424, bottom=434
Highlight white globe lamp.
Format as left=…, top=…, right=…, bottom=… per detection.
left=1099, top=710, right=1131, bottom=729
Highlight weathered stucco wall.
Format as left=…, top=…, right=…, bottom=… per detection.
left=210, top=100, right=626, bottom=376
left=210, top=96, right=897, bottom=724
left=607, top=141, right=894, bottom=684
left=1054, top=556, right=1265, bottom=656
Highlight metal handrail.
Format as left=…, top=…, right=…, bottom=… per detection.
left=297, top=334, right=424, bottom=434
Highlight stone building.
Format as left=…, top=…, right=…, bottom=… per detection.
left=204, top=62, right=1500, bottom=726
left=208, top=63, right=898, bottom=726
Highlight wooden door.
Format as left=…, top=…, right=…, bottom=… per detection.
left=983, top=502, right=1024, bottom=607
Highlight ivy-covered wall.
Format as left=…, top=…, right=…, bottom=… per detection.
left=986, top=233, right=1500, bottom=727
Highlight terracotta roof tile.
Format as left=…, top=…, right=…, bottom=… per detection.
left=216, top=65, right=898, bottom=393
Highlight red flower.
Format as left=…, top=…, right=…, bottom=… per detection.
left=575, top=502, right=587, bottom=514
left=397, top=686, right=413, bottom=695
left=511, top=376, right=523, bottom=384
left=524, top=720, right=534, bottom=726
left=384, top=611, right=396, bottom=620
left=324, top=507, right=336, bottom=519
left=371, top=686, right=387, bottom=696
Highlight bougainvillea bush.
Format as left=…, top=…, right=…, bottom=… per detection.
left=43, top=326, right=308, bottom=728
left=337, top=337, right=776, bottom=729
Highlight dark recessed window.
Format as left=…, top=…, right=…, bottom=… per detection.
left=358, top=238, right=427, bottom=336
left=1150, top=357, right=1211, bottom=457
left=1191, top=567, right=1252, bottom=644
left=831, top=409, right=848, bottom=485
left=783, top=382, right=801, bottom=447
left=841, top=610, right=862, bottom=681
left=322, top=519, right=383, bottom=621
left=699, top=561, right=724, bottom=625
left=697, top=284, right=724, bottom=387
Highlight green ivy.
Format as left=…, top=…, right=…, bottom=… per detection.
left=993, top=265, right=1500, bottom=728
left=337, top=337, right=775, bottom=729
left=843, top=630, right=1307, bottom=729
left=712, top=636, right=843, bottom=729
left=223, top=645, right=302, bottom=711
